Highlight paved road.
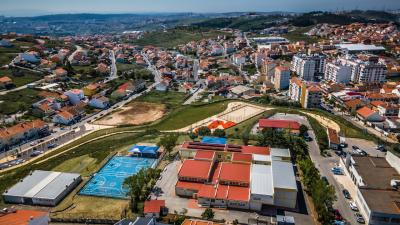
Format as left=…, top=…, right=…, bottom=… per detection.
left=0, top=79, right=43, bottom=95
left=105, top=50, right=118, bottom=82
left=183, top=79, right=205, bottom=105
left=271, top=113, right=358, bottom=225
left=331, top=108, right=396, bottom=143
left=141, top=51, right=162, bottom=83
left=68, top=45, right=83, bottom=63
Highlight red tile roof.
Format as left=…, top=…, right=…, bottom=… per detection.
left=357, top=106, right=377, bottom=119
left=0, top=210, right=48, bottom=225
left=232, top=153, right=252, bottom=163
left=241, top=146, right=270, bottom=155
left=175, top=181, right=203, bottom=191
left=178, top=160, right=212, bottom=180
left=227, top=185, right=250, bottom=202
left=327, top=128, right=340, bottom=145
left=194, top=151, right=215, bottom=161
left=259, top=119, right=300, bottom=130
left=143, top=200, right=165, bottom=214
left=219, top=163, right=250, bottom=184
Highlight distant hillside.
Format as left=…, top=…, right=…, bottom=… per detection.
left=191, top=15, right=286, bottom=31
left=192, top=10, right=399, bottom=31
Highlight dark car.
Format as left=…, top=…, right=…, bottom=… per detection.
left=339, top=143, right=348, bottom=149
left=360, top=150, right=368, bottom=156
left=355, top=213, right=365, bottom=224
left=322, top=176, right=329, bottom=184
left=343, top=189, right=351, bottom=199
left=352, top=145, right=359, bottom=150
left=333, top=209, right=343, bottom=221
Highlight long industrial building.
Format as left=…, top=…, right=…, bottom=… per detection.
left=3, top=170, right=81, bottom=206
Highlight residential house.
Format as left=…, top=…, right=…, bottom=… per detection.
left=0, top=120, right=50, bottom=151
left=230, top=85, right=255, bottom=98
left=64, top=89, right=85, bottom=105
left=356, top=106, right=385, bottom=122
left=344, top=99, right=365, bottom=114
left=52, top=103, right=86, bottom=125
left=83, top=83, right=101, bottom=97
left=88, top=95, right=110, bottom=109
left=143, top=200, right=166, bottom=218
left=0, top=76, right=13, bottom=89
left=301, top=85, right=322, bottom=109
left=327, top=128, right=340, bottom=150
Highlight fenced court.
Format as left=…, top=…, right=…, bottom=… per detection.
left=79, top=156, right=156, bottom=199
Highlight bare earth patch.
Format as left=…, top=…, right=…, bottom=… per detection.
left=95, top=102, right=166, bottom=126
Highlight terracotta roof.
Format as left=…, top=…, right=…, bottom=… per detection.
left=57, top=110, right=74, bottom=120
left=241, top=146, right=270, bottom=155
left=327, top=128, right=340, bottom=145
left=344, top=99, right=364, bottom=108
left=0, top=210, right=48, bottom=225
left=143, top=200, right=165, bottom=214
left=307, top=85, right=321, bottom=92
left=227, top=185, right=250, bottom=202
left=219, top=162, right=250, bottom=184
left=0, top=76, right=12, bottom=83
left=259, top=119, right=300, bottom=130
left=182, top=219, right=223, bottom=225
left=178, top=160, right=212, bottom=180
left=232, top=153, right=252, bottom=163
left=194, top=151, right=215, bottom=161
left=357, top=106, right=377, bottom=119
left=0, top=120, right=46, bottom=139
left=370, top=101, right=385, bottom=108
left=175, top=181, right=203, bottom=191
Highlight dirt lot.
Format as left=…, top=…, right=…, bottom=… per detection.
left=95, top=102, right=166, bottom=126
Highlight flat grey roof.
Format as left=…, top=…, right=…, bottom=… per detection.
left=272, top=160, right=297, bottom=190
left=271, top=148, right=291, bottom=158
left=336, top=43, right=385, bottom=51
left=34, top=172, right=80, bottom=199
left=4, top=170, right=80, bottom=200
left=250, top=164, right=273, bottom=196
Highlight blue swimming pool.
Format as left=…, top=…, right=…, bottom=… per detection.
left=79, top=156, right=156, bottom=199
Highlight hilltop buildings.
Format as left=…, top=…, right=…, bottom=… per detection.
left=291, top=54, right=326, bottom=81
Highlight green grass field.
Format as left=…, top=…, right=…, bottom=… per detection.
left=135, top=90, right=186, bottom=109
left=0, top=88, right=41, bottom=115
left=283, top=26, right=321, bottom=44
left=133, top=28, right=226, bottom=48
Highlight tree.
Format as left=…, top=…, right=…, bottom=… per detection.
left=232, top=219, right=239, bottom=225
left=299, top=124, right=309, bottom=137
left=213, top=129, right=226, bottom=137
left=158, top=134, right=178, bottom=156
left=201, top=208, right=215, bottom=220
left=189, top=132, right=198, bottom=141
left=241, top=132, right=250, bottom=145
left=197, top=126, right=211, bottom=136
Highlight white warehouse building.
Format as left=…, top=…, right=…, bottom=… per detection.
left=3, top=170, right=81, bottom=206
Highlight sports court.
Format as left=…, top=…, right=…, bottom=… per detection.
left=79, top=156, right=156, bottom=199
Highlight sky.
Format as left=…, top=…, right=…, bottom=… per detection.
left=1, top=0, right=400, bottom=17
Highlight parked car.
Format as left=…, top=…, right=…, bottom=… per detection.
left=322, top=176, right=329, bottom=184
left=331, top=167, right=344, bottom=175
left=343, top=189, right=351, bottom=199
left=30, top=141, right=37, bottom=146
left=304, top=136, right=313, bottom=142
left=47, top=143, right=57, bottom=149
left=360, top=150, right=368, bottom=156
left=355, top=213, right=365, bottom=224
left=350, top=201, right=358, bottom=211
left=339, top=143, right=348, bottom=149
left=352, top=145, right=359, bottom=150
left=333, top=209, right=343, bottom=221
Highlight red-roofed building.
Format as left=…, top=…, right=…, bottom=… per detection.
left=175, top=181, right=203, bottom=197
left=241, top=146, right=270, bottom=155
left=232, top=153, right=252, bottom=164
left=327, top=128, right=340, bottom=150
left=197, top=184, right=250, bottom=209
left=258, top=119, right=300, bottom=133
left=178, top=160, right=213, bottom=183
left=0, top=209, right=48, bottom=225
left=356, top=106, right=384, bottom=122
left=194, top=151, right=215, bottom=161
left=143, top=200, right=166, bottom=218
left=219, top=163, right=250, bottom=187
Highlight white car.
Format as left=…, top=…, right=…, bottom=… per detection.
left=350, top=201, right=359, bottom=211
